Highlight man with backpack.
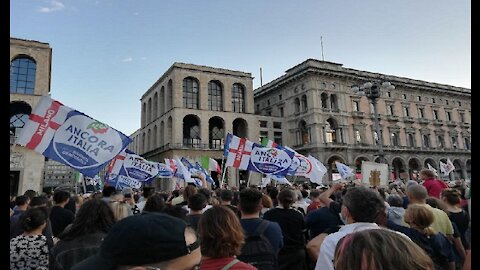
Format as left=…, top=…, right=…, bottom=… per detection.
left=237, top=187, right=283, bottom=270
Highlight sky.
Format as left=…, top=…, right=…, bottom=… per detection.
left=10, top=0, right=471, bottom=136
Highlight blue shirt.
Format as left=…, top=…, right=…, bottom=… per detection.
left=240, top=218, right=284, bottom=254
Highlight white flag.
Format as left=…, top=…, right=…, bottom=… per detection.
left=427, top=163, right=438, bottom=176
left=335, top=161, right=355, bottom=180
left=260, top=177, right=271, bottom=188
left=444, top=159, right=455, bottom=175
left=307, top=155, right=328, bottom=185
left=174, top=157, right=193, bottom=184
left=268, top=174, right=292, bottom=186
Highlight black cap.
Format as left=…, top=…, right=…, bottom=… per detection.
left=72, top=213, right=198, bottom=270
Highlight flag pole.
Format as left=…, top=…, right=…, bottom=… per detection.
left=246, top=172, right=252, bottom=187
left=220, top=156, right=226, bottom=188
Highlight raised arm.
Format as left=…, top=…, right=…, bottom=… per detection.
left=318, top=183, right=344, bottom=208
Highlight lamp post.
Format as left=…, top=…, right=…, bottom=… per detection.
left=351, top=81, right=395, bottom=164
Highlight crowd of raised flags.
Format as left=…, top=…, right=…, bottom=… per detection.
left=15, top=96, right=459, bottom=192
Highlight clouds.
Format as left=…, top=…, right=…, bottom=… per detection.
left=38, top=0, right=65, bottom=13
left=121, top=57, right=147, bottom=63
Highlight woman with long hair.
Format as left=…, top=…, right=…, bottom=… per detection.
left=51, top=199, right=116, bottom=270
left=198, top=205, right=256, bottom=269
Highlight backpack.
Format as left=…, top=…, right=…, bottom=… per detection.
left=238, top=220, right=279, bottom=270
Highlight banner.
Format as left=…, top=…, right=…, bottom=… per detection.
left=440, top=159, right=455, bottom=176
left=361, top=161, right=389, bottom=187
left=247, top=144, right=294, bottom=177
left=105, top=149, right=160, bottom=190
left=157, top=163, right=174, bottom=178
left=16, top=96, right=132, bottom=177
left=224, top=133, right=255, bottom=170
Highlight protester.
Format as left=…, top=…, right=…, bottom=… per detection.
left=71, top=213, right=201, bottom=270
left=306, top=190, right=322, bottom=214
left=441, top=188, right=470, bottom=250
left=101, top=186, right=117, bottom=204
left=51, top=199, right=116, bottom=270
left=333, top=229, right=435, bottom=270
left=220, top=189, right=239, bottom=214
left=142, top=193, right=167, bottom=213
left=109, top=200, right=131, bottom=222
left=263, top=188, right=307, bottom=270
left=198, top=206, right=256, bottom=269
left=10, top=195, right=30, bottom=223
left=406, top=185, right=454, bottom=237
left=314, top=186, right=385, bottom=270
left=50, top=190, right=75, bottom=237
left=260, top=193, right=273, bottom=218
left=10, top=207, right=50, bottom=270
left=386, top=194, right=406, bottom=226
left=420, top=169, right=448, bottom=198
left=387, top=204, right=456, bottom=270
left=186, top=193, right=208, bottom=231
left=136, top=186, right=155, bottom=212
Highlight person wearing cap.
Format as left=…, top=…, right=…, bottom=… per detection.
left=72, top=212, right=201, bottom=270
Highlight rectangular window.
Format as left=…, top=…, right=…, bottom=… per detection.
left=460, top=113, right=465, bottom=123
left=386, top=92, right=391, bottom=98
left=418, top=108, right=424, bottom=118
left=403, top=107, right=409, bottom=117
left=446, top=111, right=451, bottom=121
left=267, top=99, right=270, bottom=106
left=279, top=94, right=282, bottom=100
left=387, top=105, right=394, bottom=115
left=273, top=122, right=282, bottom=129
left=260, top=121, right=268, bottom=128
left=433, top=110, right=438, bottom=120
left=259, top=131, right=268, bottom=143
left=417, top=96, right=421, bottom=102
left=279, top=107, right=284, bottom=117
left=274, top=132, right=283, bottom=145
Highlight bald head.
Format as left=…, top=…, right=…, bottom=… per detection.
left=407, top=185, right=428, bottom=203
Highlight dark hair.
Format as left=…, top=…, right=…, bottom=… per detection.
left=198, top=206, right=244, bottom=258
left=163, top=205, right=189, bottom=222
left=58, top=199, right=115, bottom=241
left=142, top=187, right=155, bottom=199
left=334, top=229, right=434, bottom=270
left=342, top=187, right=384, bottom=223
left=231, top=191, right=240, bottom=206
left=310, top=190, right=321, bottom=199
left=301, top=190, right=308, bottom=199
left=64, top=196, right=76, bottom=215
left=183, top=185, right=198, bottom=203
left=220, top=189, right=234, bottom=202
left=143, top=194, right=167, bottom=213
left=23, top=190, right=37, bottom=200
left=30, top=196, right=49, bottom=208
left=102, top=186, right=117, bottom=197
left=53, top=190, right=71, bottom=204
left=188, top=193, right=207, bottom=211
left=239, top=188, right=263, bottom=214
left=277, top=188, right=297, bottom=209
left=15, top=195, right=30, bottom=206
left=198, top=188, right=211, bottom=199
left=440, top=188, right=461, bottom=206
left=386, top=194, right=403, bottom=207
left=20, top=207, right=48, bottom=232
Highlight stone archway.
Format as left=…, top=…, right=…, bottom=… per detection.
left=391, top=157, right=407, bottom=180
left=326, top=155, right=346, bottom=183
left=408, top=157, right=421, bottom=180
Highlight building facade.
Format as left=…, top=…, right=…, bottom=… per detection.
left=128, top=63, right=260, bottom=188
left=131, top=59, right=471, bottom=188
left=254, top=59, right=471, bottom=182
left=10, top=37, right=52, bottom=196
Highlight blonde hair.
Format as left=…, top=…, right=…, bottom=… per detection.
left=109, top=201, right=130, bottom=221
left=405, top=204, right=435, bottom=236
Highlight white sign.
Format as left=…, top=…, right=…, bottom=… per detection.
left=361, top=161, right=389, bottom=187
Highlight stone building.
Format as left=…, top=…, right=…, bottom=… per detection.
left=10, top=37, right=52, bottom=196
left=131, top=59, right=471, bottom=188
left=128, top=63, right=259, bottom=188
left=254, top=59, right=471, bottom=182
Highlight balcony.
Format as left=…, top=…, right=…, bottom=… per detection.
left=352, top=111, right=365, bottom=118
left=460, top=122, right=470, bottom=128
left=402, top=116, right=415, bottom=123
left=418, top=118, right=429, bottom=124
left=385, top=115, right=399, bottom=122
left=446, top=121, right=458, bottom=128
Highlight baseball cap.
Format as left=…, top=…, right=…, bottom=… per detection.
left=72, top=213, right=199, bottom=270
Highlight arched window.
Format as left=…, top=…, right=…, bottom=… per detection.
left=183, top=115, right=201, bottom=147
left=10, top=101, right=32, bottom=137
left=325, top=119, right=338, bottom=143
left=209, top=117, right=224, bottom=149
left=330, top=94, right=338, bottom=110
left=147, top=98, right=152, bottom=123
left=321, top=93, right=328, bottom=109
left=422, top=135, right=430, bottom=148
left=142, top=133, right=146, bottom=153
left=294, top=98, right=300, bottom=113
left=153, top=125, right=157, bottom=148
left=391, top=132, right=399, bottom=146
left=142, top=103, right=147, bottom=127
left=355, top=130, right=361, bottom=144
left=147, top=129, right=151, bottom=151
left=11, top=55, right=36, bottom=94
left=437, top=135, right=445, bottom=148
left=301, top=95, right=308, bottom=112
left=451, top=136, right=457, bottom=149
left=232, top=83, right=245, bottom=113
left=208, top=81, right=223, bottom=111
left=160, top=86, right=165, bottom=115
left=167, top=80, right=173, bottom=110
left=298, top=121, right=309, bottom=145
left=464, top=137, right=470, bottom=150
left=167, top=117, right=173, bottom=145
left=408, top=134, right=415, bottom=147
left=183, top=77, right=199, bottom=109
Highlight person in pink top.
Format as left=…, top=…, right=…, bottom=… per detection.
left=420, top=169, right=448, bottom=198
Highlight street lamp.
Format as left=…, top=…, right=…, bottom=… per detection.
left=351, top=81, right=395, bottom=164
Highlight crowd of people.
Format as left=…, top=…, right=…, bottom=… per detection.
left=9, top=168, right=471, bottom=270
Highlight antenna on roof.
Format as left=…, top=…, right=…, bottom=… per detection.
left=321, top=36, right=325, bottom=61
left=260, top=67, right=263, bottom=86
